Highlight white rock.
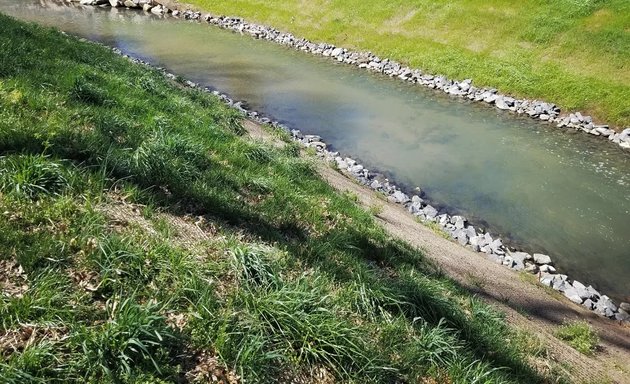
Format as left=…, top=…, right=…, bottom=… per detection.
left=533, top=253, right=552, bottom=265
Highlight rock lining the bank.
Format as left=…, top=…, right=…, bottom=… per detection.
left=71, top=0, right=630, bottom=150
left=69, top=0, right=629, bottom=322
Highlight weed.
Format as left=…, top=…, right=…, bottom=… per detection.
left=368, top=202, right=384, bottom=216
left=555, top=321, right=599, bottom=355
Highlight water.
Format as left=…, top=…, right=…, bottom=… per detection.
left=1, top=0, right=629, bottom=302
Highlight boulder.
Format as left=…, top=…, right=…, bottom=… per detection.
left=533, top=253, right=552, bottom=265
left=570, top=280, right=591, bottom=300
left=464, top=225, right=476, bottom=238
left=551, top=275, right=569, bottom=292
left=524, top=262, right=538, bottom=274
left=391, top=190, right=410, bottom=204
left=454, top=230, right=468, bottom=246
left=453, top=216, right=465, bottom=229
left=509, top=252, right=529, bottom=270
left=582, top=299, right=594, bottom=310
left=423, top=205, right=438, bottom=219
left=586, top=285, right=601, bottom=300
left=615, top=309, right=630, bottom=322
left=539, top=264, right=556, bottom=273
left=489, top=239, right=503, bottom=252
left=330, top=47, right=344, bottom=57
left=563, top=287, right=584, bottom=304
left=594, top=295, right=617, bottom=318
left=495, top=96, right=509, bottom=110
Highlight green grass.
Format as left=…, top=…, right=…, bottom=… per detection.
left=184, top=0, right=630, bottom=127
left=555, top=321, right=599, bottom=355
left=0, top=13, right=563, bottom=383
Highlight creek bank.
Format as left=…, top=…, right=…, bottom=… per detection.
left=71, top=0, right=630, bottom=151
left=65, top=0, right=630, bottom=321
left=106, top=46, right=629, bottom=323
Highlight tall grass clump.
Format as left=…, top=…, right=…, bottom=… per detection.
left=73, top=296, right=177, bottom=381
left=0, top=155, right=69, bottom=198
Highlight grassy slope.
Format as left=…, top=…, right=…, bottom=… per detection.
left=0, top=14, right=564, bottom=383
left=184, top=0, right=630, bottom=127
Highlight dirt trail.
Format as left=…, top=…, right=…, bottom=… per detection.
left=245, top=120, right=630, bottom=383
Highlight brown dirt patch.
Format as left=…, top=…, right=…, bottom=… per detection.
left=0, top=258, right=29, bottom=299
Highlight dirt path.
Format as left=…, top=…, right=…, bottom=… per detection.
left=245, top=120, right=630, bottom=383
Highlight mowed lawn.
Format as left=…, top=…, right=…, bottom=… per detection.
left=185, top=0, right=630, bottom=126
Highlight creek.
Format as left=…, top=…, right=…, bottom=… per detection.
left=1, top=0, right=628, bottom=301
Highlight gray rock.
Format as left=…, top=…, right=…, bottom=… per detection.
left=539, top=264, right=556, bottom=273
left=570, top=280, right=591, bottom=300
left=615, top=309, right=630, bottom=322
left=489, top=239, right=503, bottom=252
left=308, top=141, right=326, bottom=150
left=469, top=235, right=485, bottom=248
left=582, top=299, right=594, bottom=310
left=563, top=287, right=584, bottom=304
left=483, top=94, right=498, bottom=104
left=408, top=201, right=423, bottom=214
left=150, top=4, right=164, bottom=14
left=331, top=47, right=344, bottom=57
left=487, top=253, right=503, bottom=264
left=453, top=216, right=466, bottom=229
left=423, top=205, right=438, bottom=219
left=620, top=302, right=630, bottom=312
left=391, top=190, right=410, bottom=204
left=551, top=275, right=569, bottom=292
left=455, top=230, right=468, bottom=246
left=495, top=96, right=509, bottom=110
left=524, top=262, right=538, bottom=274
left=594, top=295, right=617, bottom=318
left=464, top=225, right=476, bottom=239
left=533, top=253, right=552, bottom=265
left=586, top=285, right=601, bottom=300
left=509, top=252, right=529, bottom=270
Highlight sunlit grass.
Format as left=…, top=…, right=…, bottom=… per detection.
left=0, top=13, right=556, bottom=383
left=186, top=0, right=630, bottom=126
left=556, top=321, right=599, bottom=355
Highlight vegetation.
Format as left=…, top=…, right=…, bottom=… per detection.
left=0, top=13, right=558, bottom=383
left=556, top=321, right=599, bottom=355
left=184, top=0, right=630, bottom=126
